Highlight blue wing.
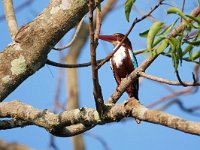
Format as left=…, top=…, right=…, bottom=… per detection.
left=128, top=50, right=138, bottom=69
left=128, top=49, right=139, bottom=99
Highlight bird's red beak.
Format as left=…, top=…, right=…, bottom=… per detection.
left=99, top=35, right=117, bottom=43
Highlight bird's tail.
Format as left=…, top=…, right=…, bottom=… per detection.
left=126, top=80, right=139, bottom=100
left=127, top=80, right=141, bottom=124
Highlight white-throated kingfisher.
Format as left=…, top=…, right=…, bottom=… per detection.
left=99, top=33, right=139, bottom=100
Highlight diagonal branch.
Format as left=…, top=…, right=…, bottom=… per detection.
left=0, top=0, right=100, bottom=101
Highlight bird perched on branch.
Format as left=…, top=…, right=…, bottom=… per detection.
left=99, top=33, right=139, bottom=100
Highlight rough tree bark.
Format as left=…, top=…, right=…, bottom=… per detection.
left=1, top=99, right=200, bottom=136
left=0, top=0, right=91, bottom=101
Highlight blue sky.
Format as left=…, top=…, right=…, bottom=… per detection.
left=0, top=0, right=200, bottom=150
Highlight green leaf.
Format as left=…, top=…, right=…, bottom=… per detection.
left=182, top=44, right=193, bottom=56
left=183, top=40, right=200, bottom=46
left=189, top=48, right=193, bottom=60
left=184, top=50, right=200, bottom=61
left=157, top=19, right=179, bottom=36
left=125, top=0, right=135, bottom=22
left=172, top=52, right=179, bottom=71
left=147, top=21, right=163, bottom=51
left=168, top=36, right=183, bottom=68
left=139, top=29, right=149, bottom=38
left=177, top=36, right=183, bottom=65
left=153, top=37, right=165, bottom=47
left=155, top=39, right=168, bottom=55
left=168, top=37, right=177, bottom=52
left=167, top=7, right=190, bottom=26
left=168, top=39, right=179, bottom=71
left=191, top=50, right=200, bottom=60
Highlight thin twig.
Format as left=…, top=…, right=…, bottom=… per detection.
left=85, top=133, right=110, bottom=150
left=53, top=17, right=85, bottom=51
left=139, top=71, right=200, bottom=86
left=46, top=59, right=102, bottom=68
left=133, top=5, right=158, bottom=23
left=46, top=49, right=144, bottom=68
left=147, top=87, right=195, bottom=108
left=3, top=0, right=19, bottom=39
left=96, top=0, right=164, bottom=69
left=158, top=99, right=200, bottom=116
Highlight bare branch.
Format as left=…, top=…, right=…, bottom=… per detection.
left=46, top=58, right=103, bottom=68
left=1, top=99, right=200, bottom=136
left=147, top=87, right=195, bottom=108
left=3, top=0, right=19, bottom=39
left=0, top=119, right=32, bottom=130
left=88, top=0, right=104, bottom=115
left=94, top=0, right=102, bottom=41
left=46, top=48, right=144, bottom=68
left=158, top=99, right=200, bottom=117
left=0, top=0, right=93, bottom=101
left=139, top=72, right=200, bottom=86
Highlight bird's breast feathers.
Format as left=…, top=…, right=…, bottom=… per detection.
left=110, top=46, right=137, bottom=69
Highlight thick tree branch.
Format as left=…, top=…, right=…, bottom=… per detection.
left=3, top=0, right=19, bottom=39
left=1, top=99, right=200, bottom=136
left=0, top=0, right=94, bottom=101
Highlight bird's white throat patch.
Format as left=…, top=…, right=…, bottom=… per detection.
left=111, top=46, right=126, bottom=68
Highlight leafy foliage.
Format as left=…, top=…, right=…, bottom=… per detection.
left=139, top=6, right=200, bottom=72
left=125, top=0, right=136, bottom=22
